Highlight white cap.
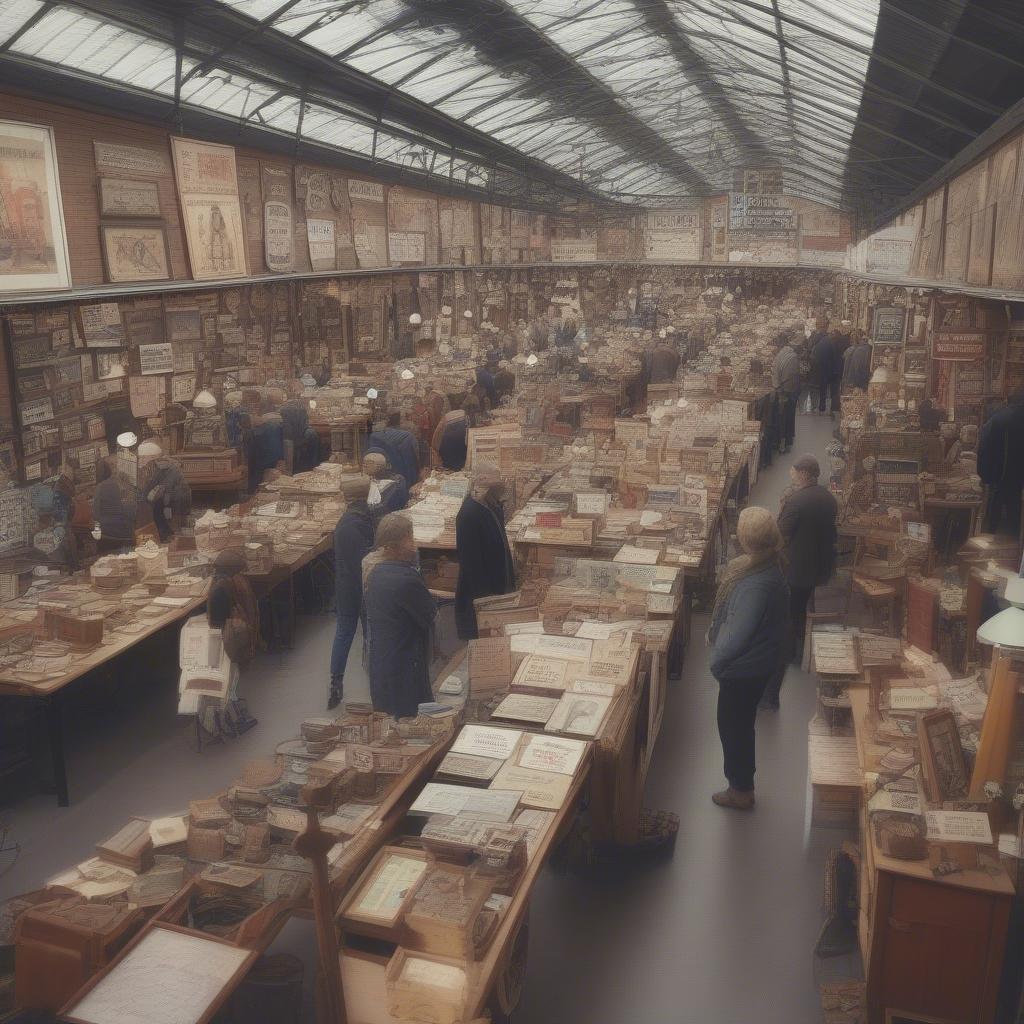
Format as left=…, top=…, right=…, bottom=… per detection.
left=409, top=313, right=423, bottom=326
left=116, top=431, right=137, bottom=448
left=193, top=390, right=217, bottom=409
left=138, top=440, right=162, bottom=460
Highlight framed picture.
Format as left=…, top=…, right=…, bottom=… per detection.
left=338, top=846, right=429, bottom=942
left=98, top=177, right=161, bottom=217
left=0, top=120, right=72, bottom=292
left=61, top=922, right=257, bottom=1024
left=99, top=222, right=171, bottom=284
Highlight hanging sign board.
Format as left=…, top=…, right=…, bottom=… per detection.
left=871, top=306, right=907, bottom=346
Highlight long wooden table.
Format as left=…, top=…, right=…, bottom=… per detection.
left=0, top=534, right=331, bottom=806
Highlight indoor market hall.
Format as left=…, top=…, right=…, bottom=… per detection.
left=0, top=3, right=1023, bottom=1024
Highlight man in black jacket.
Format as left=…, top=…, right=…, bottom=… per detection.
left=978, top=392, right=1024, bottom=536
left=454, top=462, right=516, bottom=639
left=810, top=327, right=836, bottom=415
left=329, top=475, right=375, bottom=709
left=763, top=455, right=838, bottom=708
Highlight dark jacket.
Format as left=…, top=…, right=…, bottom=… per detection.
left=366, top=427, right=419, bottom=491
left=778, top=483, right=838, bottom=589
left=144, top=458, right=191, bottom=518
left=842, top=344, right=871, bottom=391
left=365, top=560, right=436, bottom=719
left=376, top=475, right=409, bottom=515
left=493, top=368, right=515, bottom=399
left=810, top=333, right=836, bottom=386
left=334, top=504, right=375, bottom=615
left=437, top=417, right=468, bottom=471
left=92, top=476, right=139, bottom=546
left=279, top=400, right=309, bottom=444
left=475, top=367, right=498, bottom=408
left=978, top=402, right=1024, bottom=488
left=455, top=496, right=516, bottom=639
left=649, top=345, right=682, bottom=384
left=709, top=563, right=790, bottom=682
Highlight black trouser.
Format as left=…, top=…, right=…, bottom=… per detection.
left=984, top=482, right=1023, bottom=538
left=780, top=393, right=798, bottom=448
left=828, top=377, right=841, bottom=415
left=717, top=675, right=769, bottom=792
left=790, top=584, right=814, bottom=664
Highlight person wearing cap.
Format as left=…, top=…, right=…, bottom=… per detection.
left=329, top=475, right=376, bottom=709
left=363, top=513, right=436, bottom=719
left=774, top=455, right=838, bottom=689
left=454, top=463, right=516, bottom=639
left=810, top=322, right=837, bottom=415
left=708, top=507, right=789, bottom=810
left=203, top=547, right=259, bottom=740
left=771, top=331, right=802, bottom=454
left=139, top=441, right=191, bottom=543
left=362, top=451, right=408, bottom=515
left=248, top=398, right=285, bottom=492
left=431, top=402, right=472, bottom=471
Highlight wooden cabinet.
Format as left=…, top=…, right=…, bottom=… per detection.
left=866, top=870, right=1011, bottom=1023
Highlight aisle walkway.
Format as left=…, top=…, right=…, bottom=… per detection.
left=517, top=412, right=842, bottom=1024
left=1, top=413, right=843, bottom=1024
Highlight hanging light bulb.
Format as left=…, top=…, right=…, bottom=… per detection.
left=409, top=313, right=422, bottom=326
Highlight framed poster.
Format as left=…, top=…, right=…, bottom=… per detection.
left=99, top=222, right=171, bottom=284
left=0, top=121, right=72, bottom=292
left=98, top=178, right=161, bottom=217
left=871, top=306, right=907, bottom=346
left=170, top=137, right=247, bottom=281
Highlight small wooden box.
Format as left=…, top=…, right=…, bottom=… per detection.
left=402, top=862, right=493, bottom=960
left=96, top=818, right=154, bottom=873
left=385, top=947, right=471, bottom=1024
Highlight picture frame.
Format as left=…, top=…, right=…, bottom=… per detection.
left=99, top=221, right=172, bottom=284
left=338, top=846, right=429, bottom=942
left=98, top=177, right=162, bottom=218
left=60, top=921, right=257, bottom=1024
left=0, top=120, right=72, bottom=292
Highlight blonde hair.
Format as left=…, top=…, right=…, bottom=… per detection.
left=375, top=512, right=413, bottom=550
left=736, top=506, right=782, bottom=555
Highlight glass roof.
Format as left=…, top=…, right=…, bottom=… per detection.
left=0, top=0, right=884, bottom=208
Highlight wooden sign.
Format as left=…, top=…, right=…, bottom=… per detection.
left=871, top=306, right=906, bottom=345
left=932, top=330, right=987, bottom=361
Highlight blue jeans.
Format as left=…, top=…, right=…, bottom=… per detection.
left=331, top=612, right=362, bottom=682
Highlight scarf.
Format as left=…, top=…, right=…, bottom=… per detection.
left=710, top=548, right=781, bottom=628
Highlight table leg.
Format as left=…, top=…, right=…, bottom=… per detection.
left=45, top=696, right=69, bottom=807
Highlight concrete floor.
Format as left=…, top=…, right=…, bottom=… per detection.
left=0, top=411, right=848, bottom=1024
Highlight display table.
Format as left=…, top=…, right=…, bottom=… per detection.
left=847, top=687, right=1014, bottom=1024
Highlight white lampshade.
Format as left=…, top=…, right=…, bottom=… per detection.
left=977, top=578, right=1024, bottom=649
left=401, top=368, right=415, bottom=380
left=441, top=304, right=453, bottom=316
left=308, top=399, right=317, bottom=410
left=409, top=313, right=422, bottom=326
left=463, top=309, right=473, bottom=319
left=366, top=387, right=378, bottom=400
left=116, top=431, right=137, bottom=449
left=526, top=353, right=538, bottom=366
left=193, top=390, right=217, bottom=409
left=658, top=329, right=667, bottom=339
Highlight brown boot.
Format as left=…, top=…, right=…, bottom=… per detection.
left=712, top=787, right=755, bottom=811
